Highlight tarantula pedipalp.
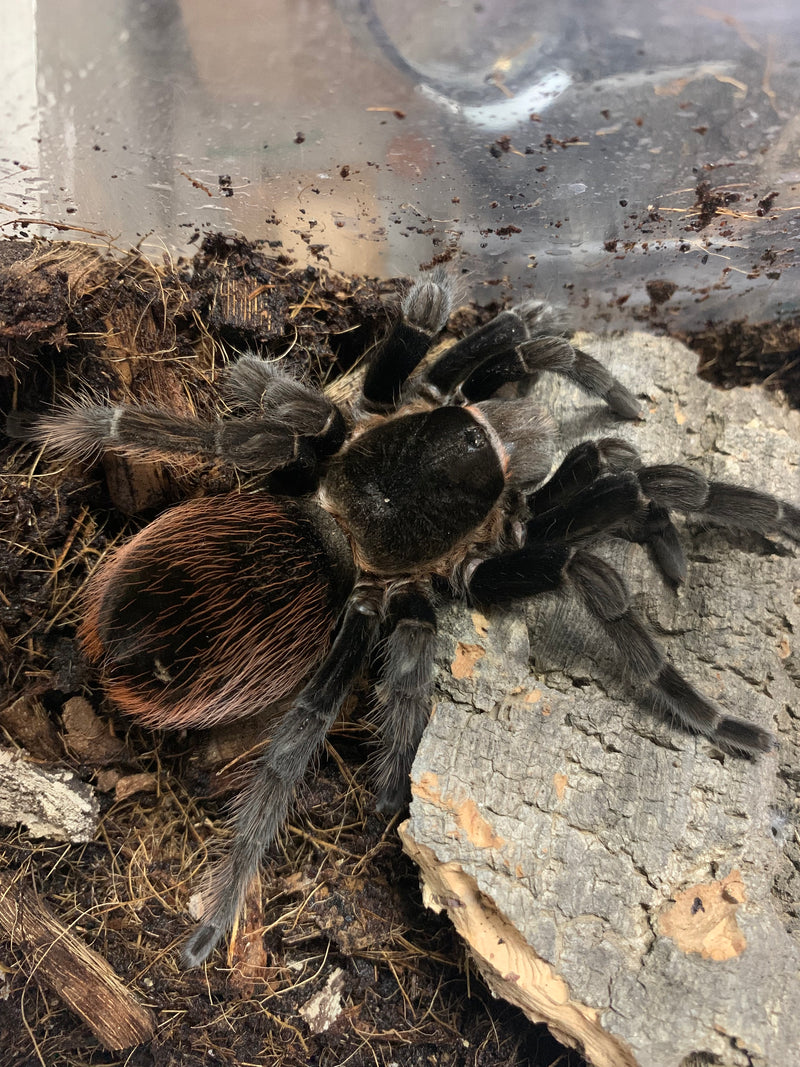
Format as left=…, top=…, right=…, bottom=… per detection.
left=25, top=269, right=800, bottom=968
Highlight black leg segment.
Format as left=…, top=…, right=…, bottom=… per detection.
left=370, top=585, right=438, bottom=812
left=526, top=473, right=642, bottom=545
left=527, top=438, right=642, bottom=513
left=422, top=299, right=641, bottom=418
left=568, top=551, right=776, bottom=755
left=181, top=591, right=380, bottom=967
left=362, top=268, right=454, bottom=411
left=424, top=309, right=532, bottom=397
left=467, top=543, right=572, bottom=608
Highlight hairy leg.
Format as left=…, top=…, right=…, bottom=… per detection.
left=422, top=301, right=641, bottom=418
left=369, top=585, right=437, bottom=813
left=182, top=589, right=380, bottom=967
left=362, top=267, right=454, bottom=411
left=22, top=382, right=345, bottom=484
left=467, top=538, right=776, bottom=756
left=466, top=457, right=799, bottom=755
left=526, top=440, right=800, bottom=584
left=568, top=550, right=776, bottom=754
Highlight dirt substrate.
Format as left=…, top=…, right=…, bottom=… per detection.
left=0, top=235, right=590, bottom=1067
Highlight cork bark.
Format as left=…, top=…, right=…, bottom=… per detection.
left=0, top=746, right=99, bottom=843
left=402, top=332, right=800, bottom=1067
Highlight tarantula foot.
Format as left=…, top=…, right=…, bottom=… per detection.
left=181, top=922, right=224, bottom=968
left=714, top=716, right=777, bottom=756
left=374, top=778, right=410, bottom=815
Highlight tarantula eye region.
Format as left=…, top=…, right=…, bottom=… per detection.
left=472, top=398, right=556, bottom=490
left=463, top=424, right=488, bottom=451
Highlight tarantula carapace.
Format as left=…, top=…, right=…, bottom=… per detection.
left=25, top=269, right=799, bottom=967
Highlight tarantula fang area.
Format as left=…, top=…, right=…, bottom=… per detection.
left=22, top=268, right=800, bottom=968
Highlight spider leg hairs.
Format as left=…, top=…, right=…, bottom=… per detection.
left=24, top=269, right=800, bottom=971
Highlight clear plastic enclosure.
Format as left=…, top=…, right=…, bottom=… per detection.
left=3, top=0, right=800, bottom=328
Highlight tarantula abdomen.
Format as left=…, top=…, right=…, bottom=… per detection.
left=82, top=494, right=355, bottom=729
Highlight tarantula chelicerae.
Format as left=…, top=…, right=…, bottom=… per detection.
left=25, top=270, right=799, bottom=967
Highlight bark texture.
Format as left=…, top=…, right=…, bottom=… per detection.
left=0, top=870, right=157, bottom=1049
left=402, top=332, right=800, bottom=1067
left=0, top=746, right=99, bottom=842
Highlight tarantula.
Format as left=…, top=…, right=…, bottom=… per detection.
left=24, top=269, right=799, bottom=967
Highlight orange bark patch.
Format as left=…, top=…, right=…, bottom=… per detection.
left=553, top=773, right=568, bottom=801
left=659, top=870, right=747, bottom=961
left=412, top=772, right=505, bottom=850
left=451, top=642, right=486, bottom=679
left=457, top=798, right=506, bottom=850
